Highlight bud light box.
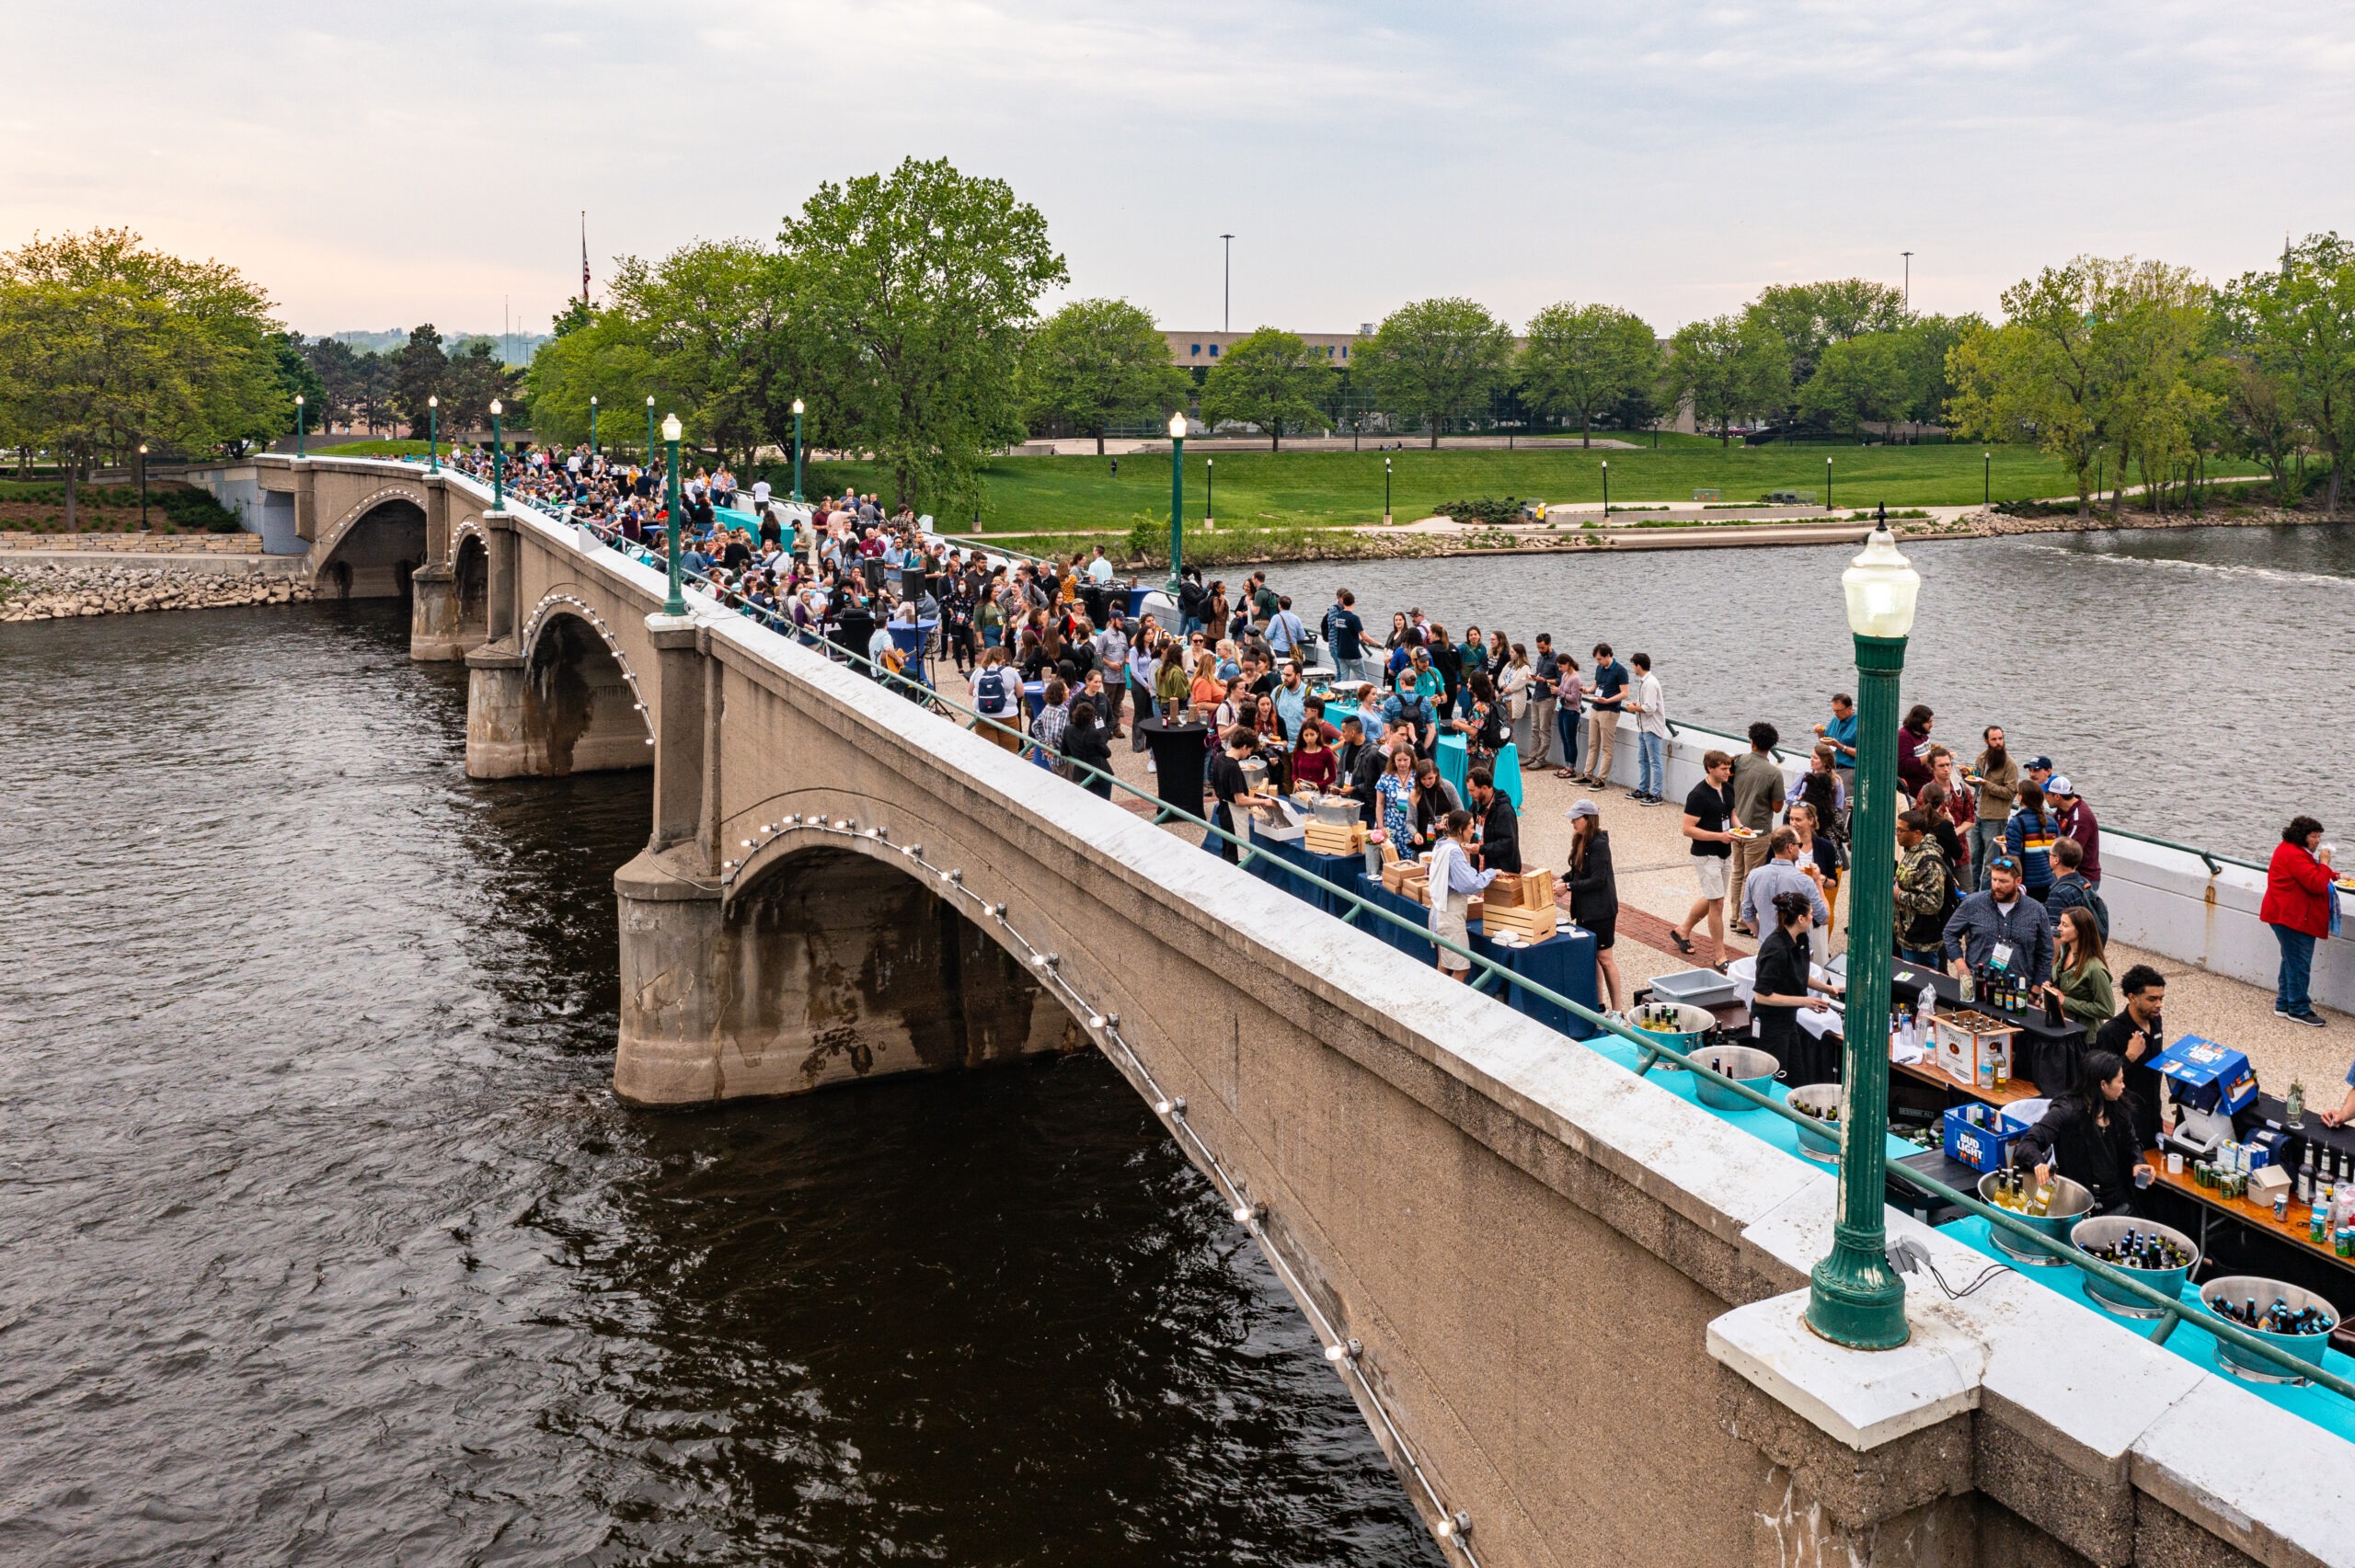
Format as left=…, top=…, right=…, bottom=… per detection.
left=1942, top=1103, right=2030, bottom=1174
left=2153, top=1036, right=2257, bottom=1116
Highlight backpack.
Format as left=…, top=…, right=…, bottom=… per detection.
left=975, top=667, right=1010, bottom=714
left=2049, top=872, right=2110, bottom=941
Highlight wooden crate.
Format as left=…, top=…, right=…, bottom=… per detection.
left=1303, top=821, right=1364, bottom=856
left=1514, top=867, right=1556, bottom=910
left=1480, top=903, right=1561, bottom=940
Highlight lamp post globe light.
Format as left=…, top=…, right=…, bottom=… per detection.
left=1600, top=459, right=1608, bottom=518
left=294, top=394, right=305, bottom=458
left=646, top=395, right=656, bottom=465
left=489, top=399, right=505, bottom=509
left=428, top=395, right=440, bottom=472
left=1384, top=456, right=1392, bottom=527
left=1806, top=506, right=1921, bottom=1352
left=1827, top=456, right=1834, bottom=511
left=1165, top=410, right=1187, bottom=596
left=662, top=413, right=686, bottom=616
left=1204, top=456, right=1213, bottom=529
left=791, top=397, right=805, bottom=503
left=136, top=443, right=148, bottom=530
left=590, top=395, right=599, bottom=457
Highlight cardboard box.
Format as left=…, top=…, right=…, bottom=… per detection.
left=1930, top=1013, right=2016, bottom=1090
left=2154, top=1036, right=2258, bottom=1116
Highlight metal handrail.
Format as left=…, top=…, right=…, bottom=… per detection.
left=482, top=482, right=2352, bottom=1405
left=2100, top=825, right=2260, bottom=877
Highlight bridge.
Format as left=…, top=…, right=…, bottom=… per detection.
left=206, top=453, right=2350, bottom=1568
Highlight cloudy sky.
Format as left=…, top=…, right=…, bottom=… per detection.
left=8, top=2, right=2349, bottom=338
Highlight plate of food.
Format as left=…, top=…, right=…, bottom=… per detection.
left=1729, top=826, right=1762, bottom=841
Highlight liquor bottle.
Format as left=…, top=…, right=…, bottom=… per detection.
left=1993, top=1047, right=2010, bottom=1088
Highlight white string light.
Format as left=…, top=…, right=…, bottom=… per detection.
left=706, top=811, right=1484, bottom=1564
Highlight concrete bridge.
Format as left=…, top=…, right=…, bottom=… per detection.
left=202, top=453, right=2352, bottom=1568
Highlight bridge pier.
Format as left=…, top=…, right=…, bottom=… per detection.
left=409, top=565, right=462, bottom=660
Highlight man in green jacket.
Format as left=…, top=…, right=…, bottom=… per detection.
left=1966, top=726, right=2019, bottom=892
left=1728, top=721, right=1784, bottom=934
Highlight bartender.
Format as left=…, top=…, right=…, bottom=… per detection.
left=2091, top=966, right=2166, bottom=1150
left=1751, top=889, right=1843, bottom=1085
left=1206, top=727, right=1256, bottom=865
left=2015, top=1049, right=2154, bottom=1216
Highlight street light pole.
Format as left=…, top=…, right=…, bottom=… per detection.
left=1983, top=451, right=1991, bottom=507
left=1205, top=456, right=1213, bottom=529
left=590, top=395, right=598, bottom=457
left=1827, top=456, right=1834, bottom=512
left=1166, top=411, right=1187, bottom=596
left=791, top=398, right=805, bottom=503
left=1807, top=509, right=1920, bottom=1352
left=1601, top=459, right=1609, bottom=518
left=645, top=395, right=656, bottom=466
left=137, top=443, right=148, bottom=530
left=1219, top=234, right=1235, bottom=334
left=662, top=413, right=686, bottom=617
left=1384, top=456, right=1392, bottom=526
left=490, top=399, right=505, bottom=509
left=428, top=395, right=440, bottom=473
left=294, top=395, right=306, bottom=458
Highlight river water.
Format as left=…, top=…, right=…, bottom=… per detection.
left=1261, top=524, right=2355, bottom=863
left=0, top=604, right=1439, bottom=1566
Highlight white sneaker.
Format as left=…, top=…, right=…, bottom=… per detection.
left=1146, top=761, right=1156, bottom=773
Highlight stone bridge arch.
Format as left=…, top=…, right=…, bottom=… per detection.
left=313, top=488, right=429, bottom=601
left=626, top=826, right=1086, bottom=1100
left=465, top=592, right=655, bottom=777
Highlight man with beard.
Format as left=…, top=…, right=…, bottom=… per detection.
left=1966, top=724, right=2020, bottom=892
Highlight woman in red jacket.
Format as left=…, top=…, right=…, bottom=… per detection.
left=2259, top=815, right=2337, bottom=1026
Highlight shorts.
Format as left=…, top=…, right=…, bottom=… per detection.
left=1693, top=855, right=1730, bottom=900
left=1431, top=905, right=1470, bottom=970
left=1582, top=914, right=1617, bottom=952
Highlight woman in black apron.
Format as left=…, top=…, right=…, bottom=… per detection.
left=1752, top=889, right=1839, bottom=1084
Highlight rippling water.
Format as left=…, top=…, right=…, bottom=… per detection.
left=1261, top=524, right=2355, bottom=861
left=0, top=603, right=1438, bottom=1566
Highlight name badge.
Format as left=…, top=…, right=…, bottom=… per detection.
left=1991, top=941, right=2015, bottom=970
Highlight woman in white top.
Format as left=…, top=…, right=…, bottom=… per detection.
left=1427, top=808, right=1500, bottom=979
left=1497, top=642, right=1536, bottom=758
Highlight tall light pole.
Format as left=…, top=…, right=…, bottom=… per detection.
left=1902, top=251, right=1913, bottom=309
left=1219, top=234, right=1235, bottom=333
left=646, top=395, right=656, bottom=466
left=1983, top=451, right=1992, bottom=507
left=662, top=413, right=686, bottom=617
left=791, top=397, right=805, bottom=503
left=1600, top=459, right=1609, bottom=518
left=1807, top=509, right=1920, bottom=1351
left=1166, top=410, right=1187, bottom=596
left=1827, top=456, right=1834, bottom=511
left=294, top=395, right=306, bottom=458
left=1204, top=456, right=1214, bottom=529
left=136, top=443, right=148, bottom=529
left=490, top=399, right=505, bottom=509
left=1384, top=456, right=1392, bottom=526
left=428, top=395, right=440, bottom=472
left=590, top=395, right=599, bottom=457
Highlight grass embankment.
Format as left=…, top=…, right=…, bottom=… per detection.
left=0, top=479, right=238, bottom=533
left=315, top=439, right=434, bottom=457
left=776, top=441, right=2267, bottom=539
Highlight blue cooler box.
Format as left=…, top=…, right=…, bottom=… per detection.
left=2154, top=1036, right=2257, bottom=1116
left=1942, top=1104, right=2029, bottom=1173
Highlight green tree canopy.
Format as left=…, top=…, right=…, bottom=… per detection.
left=0, top=227, right=282, bottom=528
left=1661, top=313, right=1789, bottom=445
left=1199, top=327, right=1334, bottom=451
left=1797, top=332, right=1910, bottom=439
left=390, top=324, right=447, bottom=436
left=1019, top=297, right=1188, bottom=454
left=1356, top=297, right=1515, bottom=448
left=2221, top=233, right=2355, bottom=514
left=783, top=156, right=1067, bottom=510
left=1746, top=280, right=1909, bottom=391
left=1517, top=302, right=1659, bottom=445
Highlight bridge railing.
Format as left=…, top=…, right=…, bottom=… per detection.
left=548, top=508, right=2355, bottom=1406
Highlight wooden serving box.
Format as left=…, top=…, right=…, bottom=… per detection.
left=1479, top=903, right=1561, bottom=940
left=1303, top=821, right=1366, bottom=856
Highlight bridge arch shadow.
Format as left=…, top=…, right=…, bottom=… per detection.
left=315, top=498, right=425, bottom=601
left=515, top=603, right=654, bottom=775
left=452, top=532, right=488, bottom=645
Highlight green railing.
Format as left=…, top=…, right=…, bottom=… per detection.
left=537, top=505, right=2355, bottom=1407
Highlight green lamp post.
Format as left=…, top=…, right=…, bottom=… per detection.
left=428, top=395, right=440, bottom=473
left=137, top=443, right=149, bottom=529
left=791, top=397, right=805, bottom=503
left=1205, top=456, right=1213, bottom=527
left=490, top=398, right=505, bottom=509
left=1983, top=451, right=1991, bottom=507
left=661, top=412, right=686, bottom=617
left=1827, top=456, right=1834, bottom=511
left=645, top=395, right=656, bottom=465
left=1164, top=409, right=1186, bottom=596
left=1601, top=458, right=1609, bottom=518
left=1805, top=508, right=1921, bottom=1351
left=294, top=395, right=306, bottom=458
left=1383, top=456, right=1392, bottom=526
left=590, top=395, right=599, bottom=457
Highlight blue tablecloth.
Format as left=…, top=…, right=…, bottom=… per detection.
left=1350, top=873, right=1438, bottom=965
left=1492, top=741, right=1523, bottom=808
left=1023, top=681, right=1048, bottom=720
left=1432, top=734, right=1521, bottom=809
left=1469, top=921, right=1597, bottom=1038
left=1436, top=734, right=1468, bottom=800
left=1126, top=586, right=1151, bottom=619
left=1246, top=834, right=1365, bottom=917
left=886, top=618, right=937, bottom=657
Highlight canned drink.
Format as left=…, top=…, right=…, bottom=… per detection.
left=2275, top=1191, right=2292, bottom=1220
left=2339, top=1228, right=2355, bottom=1260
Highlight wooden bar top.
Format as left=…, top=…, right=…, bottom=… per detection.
left=2147, top=1154, right=2355, bottom=1277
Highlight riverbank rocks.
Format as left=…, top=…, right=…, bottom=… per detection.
left=0, top=563, right=311, bottom=622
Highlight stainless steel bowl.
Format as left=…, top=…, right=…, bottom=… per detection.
left=2070, top=1215, right=2200, bottom=1319
left=1786, top=1083, right=1844, bottom=1164
left=1693, top=1045, right=1782, bottom=1112
left=2200, top=1276, right=2338, bottom=1384
left=1630, top=1000, right=1717, bottom=1067
left=1978, top=1172, right=2096, bottom=1265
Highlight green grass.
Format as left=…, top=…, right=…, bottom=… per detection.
left=773, top=443, right=2269, bottom=536
left=316, top=439, right=433, bottom=457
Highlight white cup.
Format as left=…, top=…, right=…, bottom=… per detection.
left=2166, top=1151, right=2184, bottom=1175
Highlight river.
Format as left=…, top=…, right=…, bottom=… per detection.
left=0, top=603, right=1440, bottom=1566
left=1259, top=523, right=2355, bottom=863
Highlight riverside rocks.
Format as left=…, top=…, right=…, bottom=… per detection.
left=0, top=563, right=311, bottom=623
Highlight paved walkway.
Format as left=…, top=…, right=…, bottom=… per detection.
left=1072, top=704, right=2350, bottom=1104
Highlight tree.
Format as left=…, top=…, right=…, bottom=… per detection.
left=782, top=156, right=1066, bottom=511
left=439, top=340, right=516, bottom=439
left=1517, top=303, right=1659, bottom=445
left=1747, top=280, right=1909, bottom=390
left=1199, top=327, right=1334, bottom=451
left=1356, top=297, right=1515, bottom=448
left=0, top=227, right=282, bottom=529
left=1892, top=314, right=1982, bottom=433
left=1020, top=298, right=1188, bottom=454
left=1660, top=314, right=1789, bottom=446
left=273, top=332, right=327, bottom=436
left=1797, top=332, right=1910, bottom=440
left=2221, top=234, right=2355, bottom=515
left=390, top=324, right=447, bottom=436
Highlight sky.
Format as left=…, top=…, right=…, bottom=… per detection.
left=6, top=2, right=2349, bottom=340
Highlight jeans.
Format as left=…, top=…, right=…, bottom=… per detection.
left=2274, top=923, right=2317, bottom=1015
left=1132, top=692, right=1155, bottom=750
left=1557, top=706, right=1581, bottom=774
left=1336, top=656, right=1372, bottom=686
left=1637, top=731, right=1666, bottom=798
left=1969, top=819, right=2006, bottom=891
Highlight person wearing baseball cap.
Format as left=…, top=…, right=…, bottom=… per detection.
left=2045, top=775, right=2101, bottom=887
left=2024, top=755, right=2054, bottom=790
left=1562, top=799, right=1625, bottom=1015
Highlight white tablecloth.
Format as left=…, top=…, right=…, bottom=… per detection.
left=1727, top=955, right=1846, bottom=1044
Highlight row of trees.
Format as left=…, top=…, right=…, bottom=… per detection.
left=297, top=326, right=517, bottom=441
left=0, top=229, right=294, bottom=526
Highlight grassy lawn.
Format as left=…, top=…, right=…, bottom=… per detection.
left=316, top=439, right=434, bottom=457
left=776, top=442, right=2260, bottom=535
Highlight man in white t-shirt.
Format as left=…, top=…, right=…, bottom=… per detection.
left=1625, top=652, right=1670, bottom=804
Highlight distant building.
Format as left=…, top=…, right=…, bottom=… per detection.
left=1163, top=329, right=1373, bottom=368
